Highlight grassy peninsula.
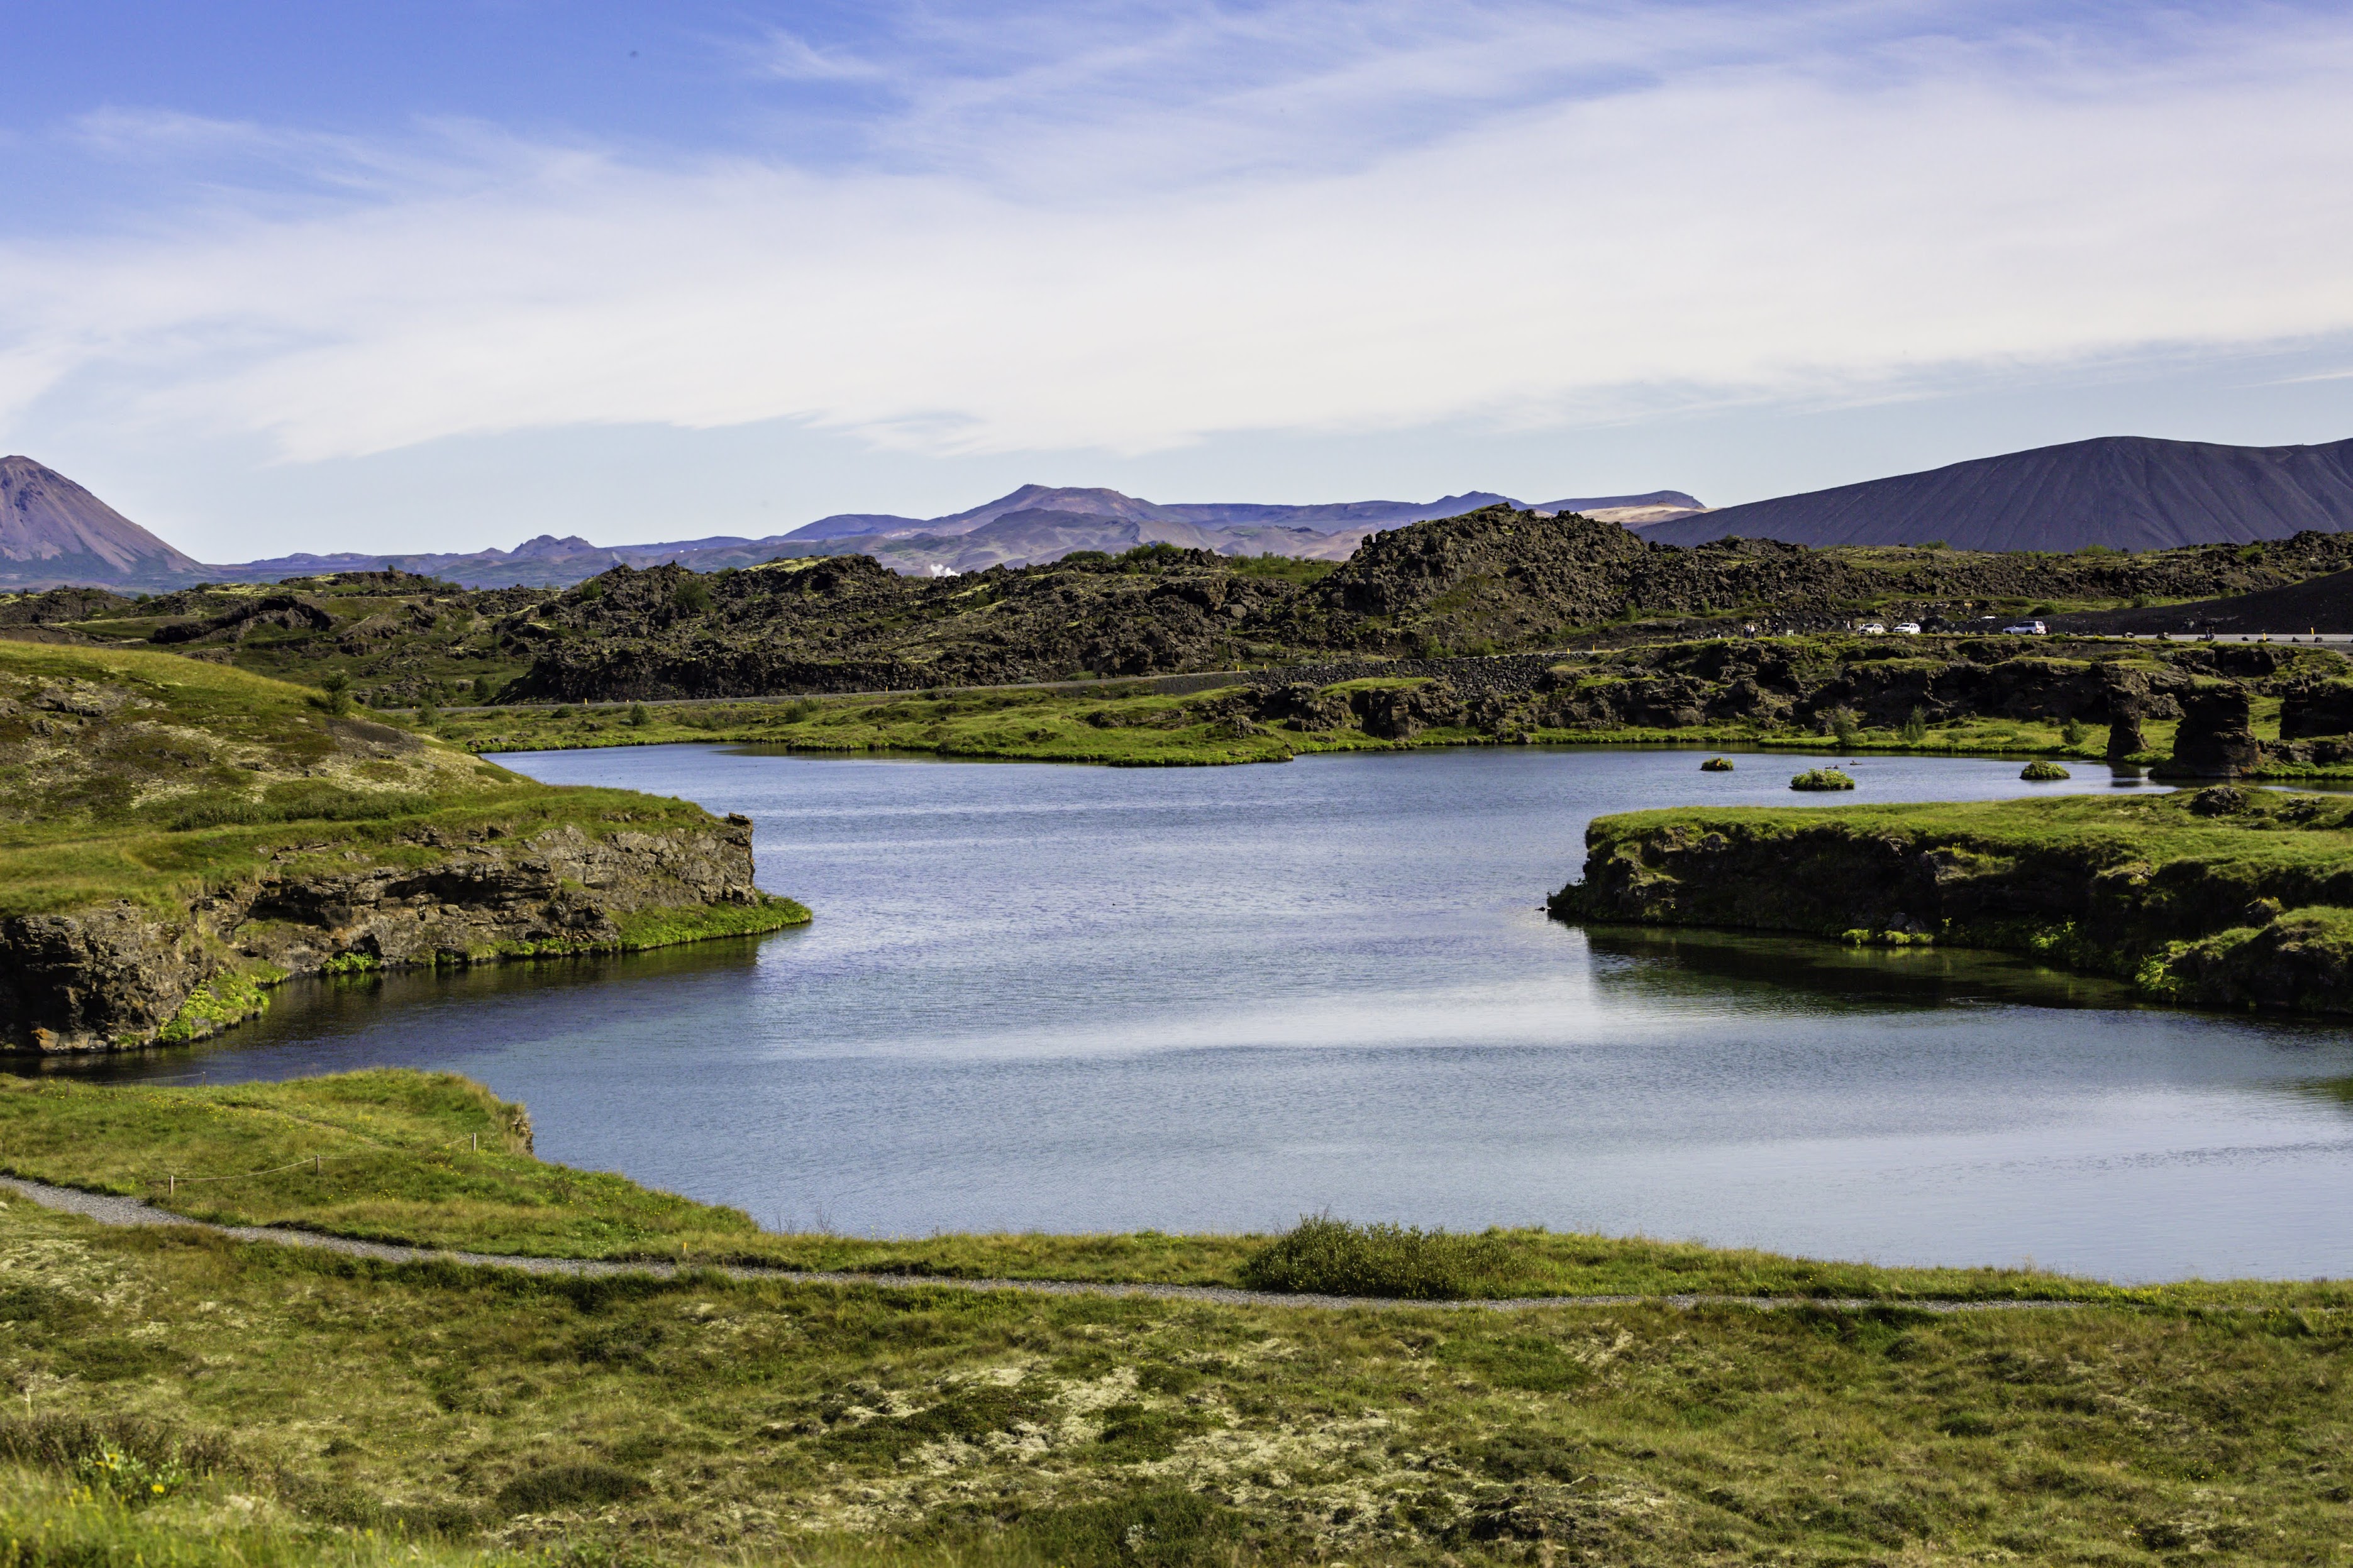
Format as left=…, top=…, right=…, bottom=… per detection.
left=2, top=1070, right=2350, bottom=1566
left=0, top=642, right=805, bottom=1052
left=1557, top=786, right=2353, bottom=1012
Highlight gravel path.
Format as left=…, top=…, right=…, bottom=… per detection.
left=0, top=1175, right=2087, bottom=1315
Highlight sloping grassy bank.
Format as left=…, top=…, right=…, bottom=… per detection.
left=1556, top=787, right=2353, bottom=1012
left=1, top=1073, right=2349, bottom=1565
left=4, top=1071, right=2348, bottom=1308
left=0, top=643, right=806, bottom=1052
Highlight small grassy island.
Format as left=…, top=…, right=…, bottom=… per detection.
left=0, top=1069, right=2347, bottom=1565
left=0, top=643, right=806, bottom=1053
left=1555, top=786, right=2353, bottom=1012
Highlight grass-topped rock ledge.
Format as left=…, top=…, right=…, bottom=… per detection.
left=1551, top=788, right=2353, bottom=1013
left=0, top=642, right=807, bottom=1053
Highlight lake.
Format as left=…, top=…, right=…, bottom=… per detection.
left=84, top=744, right=2353, bottom=1281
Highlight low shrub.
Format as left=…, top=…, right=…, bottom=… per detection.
left=493, top=1461, right=646, bottom=1516
left=1790, top=768, right=1855, bottom=792
left=1241, top=1215, right=1508, bottom=1300
left=1700, top=756, right=1736, bottom=771
left=2020, top=760, right=2071, bottom=781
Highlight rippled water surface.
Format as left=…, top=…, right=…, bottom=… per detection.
left=88, top=744, right=2353, bottom=1280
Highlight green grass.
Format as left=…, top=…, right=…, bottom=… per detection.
left=1, top=1169, right=2350, bottom=1565
left=399, top=641, right=2353, bottom=780
left=4, top=1072, right=2349, bottom=1310
left=0, top=787, right=734, bottom=921
left=1788, top=768, right=1854, bottom=791
left=1238, top=1217, right=1511, bottom=1300
left=434, top=687, right=1302, bottom=767
left=4, top=1071, right=2352, bottom=1564
left=0, top=641, right=745, bottom=919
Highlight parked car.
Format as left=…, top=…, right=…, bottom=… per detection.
left=2003, top=620, right=2047, bottom=635
left=1856, top=622, right=1887, bottom=635
left=1893, top=621, right=1922, bottom=635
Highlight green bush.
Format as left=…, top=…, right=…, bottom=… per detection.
left=1700, top=756, right=1735, bottom=771
left=2020, top=759, right=2071, bottom=781
left=1240, top=1215, right=1507, bottom=1301
left=1900, top=707, right=1929, bottom=744
left=671, top=578, right=712, bottom=614
left=1826, top=707, right=1861, bottom=748
left=493, top=1461, right=645, bottom=1516
left=2060, top=717, right=2087, bottom=747
left=626, top=703, right=650, bottom=727
left=1790, top=768, right=1856, bottom=792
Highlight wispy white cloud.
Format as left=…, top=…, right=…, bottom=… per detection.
left=3, top=1, right=2351, bottom=465
left=753, top=30, right=886, bottom=83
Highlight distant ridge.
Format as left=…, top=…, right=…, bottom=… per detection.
left=0, top=464, right=1710, bottom=590
left=1639, top=436, right=2353, bottom=552
left=0, top=456, right=203, bottom=588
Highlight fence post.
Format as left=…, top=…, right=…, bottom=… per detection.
left=167, top=1174, right=175, bottom=1196
left=472, top=1134, right=479, bottom=1153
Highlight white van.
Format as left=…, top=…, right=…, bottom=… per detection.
left=2003, top=620, right=2047, bottom=635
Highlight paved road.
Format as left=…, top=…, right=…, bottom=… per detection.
left=0, top=1176, right=2087, bottom=1315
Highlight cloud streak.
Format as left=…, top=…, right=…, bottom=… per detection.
left=3, top=1, right=2352, bottom=465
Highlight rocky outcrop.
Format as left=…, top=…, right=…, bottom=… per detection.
left=1, top=816, right=782, bottom=1053
left=0, top=905, right=214, bottom=1054
left=1550, top=790, right=2353, bottom=1013
left=2155, top=685, right=2262, bottom=778
left=2281, top=678, right=2353, bottom=740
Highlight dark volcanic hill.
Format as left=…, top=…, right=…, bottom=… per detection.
left=0, top=456, right=204, bottom=588
left=1640, top=436, right=2353, bottom=553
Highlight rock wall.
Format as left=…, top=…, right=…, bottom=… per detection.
left=1552, top=791, right=2353, bottom=1013
left=1, top=816, right=772, bottom=1054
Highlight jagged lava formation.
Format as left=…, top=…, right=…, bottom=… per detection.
left=0, top=641, right=806, bottom=1052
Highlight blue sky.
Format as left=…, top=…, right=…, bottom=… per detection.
left=3, top=1, right=2352, bottom=560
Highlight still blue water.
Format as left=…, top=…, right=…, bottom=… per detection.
left=91, top=744, right=2353, bottom=1281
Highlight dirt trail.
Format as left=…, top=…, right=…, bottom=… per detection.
left=0, top=1175, right=2086, bottom=1315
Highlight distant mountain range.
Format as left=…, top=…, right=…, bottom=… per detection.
left=1640, top=436, right=2353, bottom=552
left=0, top=460, right=1707, bottom=589
left=9, top=432, right=2353, bottom=594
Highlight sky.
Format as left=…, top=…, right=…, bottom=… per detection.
left=3, top=1, right=2352, bottom=561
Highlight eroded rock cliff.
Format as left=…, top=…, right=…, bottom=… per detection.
left=1551, top=789, right=2353, bottom=1013
left=1, top=814, right=788, bottom=1052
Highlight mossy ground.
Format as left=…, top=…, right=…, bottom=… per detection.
left=0, top=1073, right=2349, bottom=1565
left=0, top=643, right=755, bottom=921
